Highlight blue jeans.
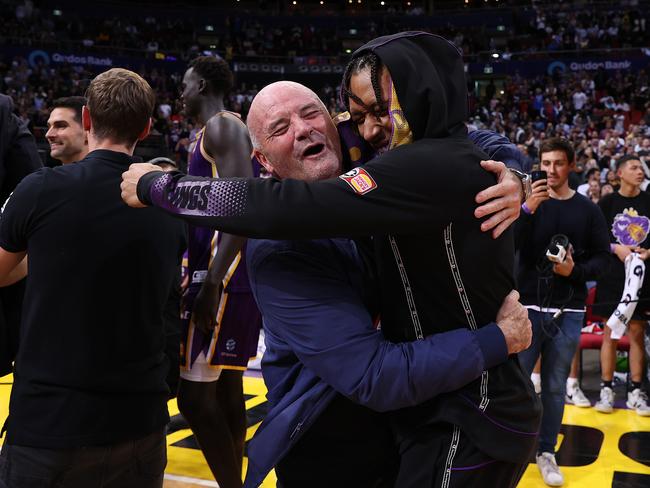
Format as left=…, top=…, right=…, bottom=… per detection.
left=518, top=309, right=584, bottom=455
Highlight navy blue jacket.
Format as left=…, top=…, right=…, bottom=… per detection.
left=243, top=238, right=507, bottom=487
left=468, top=129, right=527, bottom=172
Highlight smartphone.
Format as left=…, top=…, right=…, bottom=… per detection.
left=531, top=170, right=547, bottom=183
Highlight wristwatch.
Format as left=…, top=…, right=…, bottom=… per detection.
left=509, top=168, right=532, bottom=202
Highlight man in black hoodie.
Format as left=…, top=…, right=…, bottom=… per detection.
left=122, top=32, right=541, bottom=486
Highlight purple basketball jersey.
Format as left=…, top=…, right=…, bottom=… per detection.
left=181, top=118, right=261, bottom=371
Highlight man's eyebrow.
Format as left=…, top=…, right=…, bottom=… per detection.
left=298, top=102, right=320, bottom=114
left=265, top=116, right=288, bottom=134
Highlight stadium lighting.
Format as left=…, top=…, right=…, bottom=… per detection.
left=292, top=0, right=297, bottom=4
left=53, top=9, right=62, bottom=16
left=380, top=1, right=385, bottom=5
left=205, top=25, right=214, bottom=31
left=345, top=49, right=352, bottom=53
left=320, top=0, right=324, bottom=4
left=491, top=52, right=500, bottom=59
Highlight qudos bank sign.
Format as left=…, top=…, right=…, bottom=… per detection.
left=547, top=59, right=633, bottom=75
left=28, top=49, right=113, bottom=68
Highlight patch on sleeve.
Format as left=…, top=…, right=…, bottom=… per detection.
left=338, top=167, right=378, bottom=195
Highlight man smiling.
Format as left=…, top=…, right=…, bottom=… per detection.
left=122, top=32, right=540, bottom=487
left=46, top=96, right=88, bottom=165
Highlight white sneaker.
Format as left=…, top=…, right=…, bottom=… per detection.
left=626, top=388, right=650, bottom=417
left=565, top=383, right=591, bottom=407
left=536, top=452, right=564, bottom=486
left=595, top=386, right=615, bottom=413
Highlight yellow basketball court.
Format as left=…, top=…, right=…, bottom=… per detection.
left=1, top=374, right=648, bottom=487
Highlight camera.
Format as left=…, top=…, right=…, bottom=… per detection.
left=546, top=234, right=570, bottom=264
left=531, top=170, right=547, bottom=183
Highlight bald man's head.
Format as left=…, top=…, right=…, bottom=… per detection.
left=247, top=81, right=342, bottom=181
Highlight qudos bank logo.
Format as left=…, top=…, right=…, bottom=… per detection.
left=28, top=50, right=51, bottom=69
left=546, top=61, right=567, bottom=76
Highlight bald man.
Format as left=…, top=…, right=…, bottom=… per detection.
left=123, top=80, right=531, bottom=487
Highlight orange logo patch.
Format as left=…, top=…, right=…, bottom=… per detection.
left=339, top=167, right=378, bottom=195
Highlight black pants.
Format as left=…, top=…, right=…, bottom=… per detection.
left=394, top=423, right=527, bottom=488
left=276, top=395, right=398, bottom=488
left=0, top=429, right=166, bottom=488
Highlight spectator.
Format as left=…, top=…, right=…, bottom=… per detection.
left=578, top=168, right=602, bottom=196
left=594, top=154, right=650, bottom=417
left=0, top=92, right=42, bottom=378
left=45, top=96, right=88, bottom=165
left=0, top=68, right=186, bottom=487
left=516, top=137, right=610, bottom=487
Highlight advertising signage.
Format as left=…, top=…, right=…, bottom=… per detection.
left=469, top=56, right=649, bottom=77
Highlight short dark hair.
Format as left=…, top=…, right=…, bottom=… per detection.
left=539, top=137, right=575, bottom=164
left=189, top=56, right=233, bottom=96
left=585, top=167, right=600, bottom=180
left=85, top=68, right=155, bottom=145
left=52, top=96, right=87, bottom=125
left=615, top=154, right=641, bottom=171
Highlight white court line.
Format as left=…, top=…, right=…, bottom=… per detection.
left=164, top=473, right=220, bottom=487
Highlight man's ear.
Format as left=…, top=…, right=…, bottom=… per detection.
left=82, top=106, right=91, bottom=131
left=253, top=149, right=274, bottom=175
left=198, top=78, right=208, bottom=95
left=137, top=118, right=152, bottom=142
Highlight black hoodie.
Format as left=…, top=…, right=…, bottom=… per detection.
left=138, top=31, right=541, bottom=464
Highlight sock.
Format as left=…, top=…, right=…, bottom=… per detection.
left=630, top=381, right=642, bottom=392
left=531, top=373, right=541, bottom=384
left=567, top=377, right=578, bottom=389
left=601, top=380, right=613, bottom=389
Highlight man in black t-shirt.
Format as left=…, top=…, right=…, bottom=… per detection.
left=516, top=137, right=610, bottom=487
left=594, top=155, right=650, bottom=417
left=0, top=69, right=185, bottom=488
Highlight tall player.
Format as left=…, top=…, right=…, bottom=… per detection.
left=176, top=56, right=261, bottom=488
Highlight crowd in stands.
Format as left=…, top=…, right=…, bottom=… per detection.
left=2, top=0, right=650, bottom=179
left=507, top=4, right=650, bottom=58
left=3, top=44, right=650, bottom=184
left=469, top=67, right=650, bottom=195
left=2, top=1, right=650, bottom=65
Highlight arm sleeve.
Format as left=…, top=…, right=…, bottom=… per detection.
left=138, top=140, right=488, bottom=239
left=468, top=129, right=525, bottom=171
left=569, top=204, right=612, bottom=282
left=0, top=171, right=43, bottom=253
left=252, top=248, right=507, bottom=412
left=514, top=210, right=534, bottom=251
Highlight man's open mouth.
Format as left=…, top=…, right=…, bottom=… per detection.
left=303, top=143, right=325, bottom=157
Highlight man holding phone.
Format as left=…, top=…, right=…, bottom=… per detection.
left=515, top=137, right=610, bottom=487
